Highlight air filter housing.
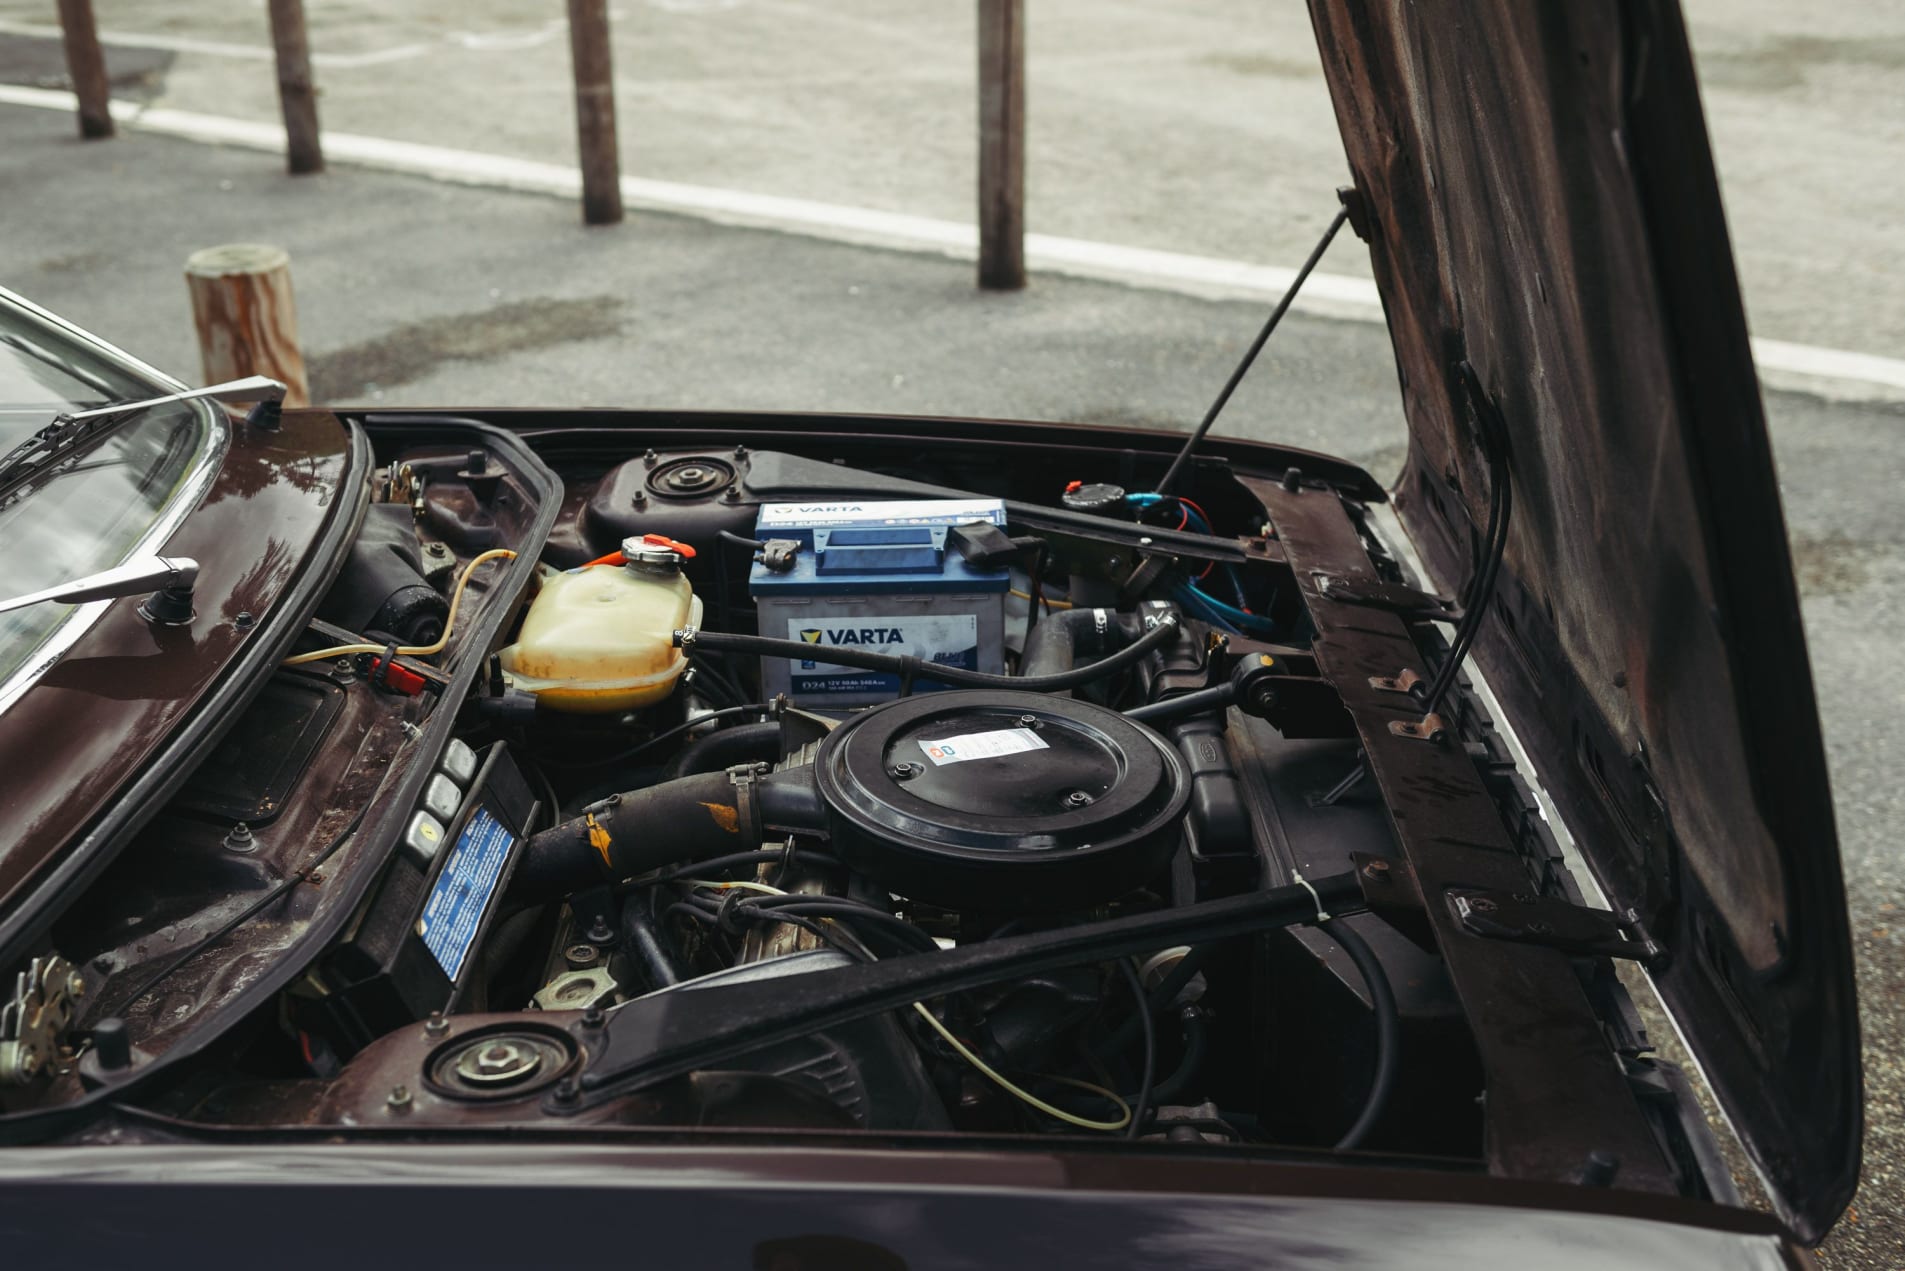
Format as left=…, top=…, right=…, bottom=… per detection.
left=812, top=690, right=1189, bottom=911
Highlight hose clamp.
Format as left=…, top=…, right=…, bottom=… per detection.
left=725, top=762, right=770, bottom=847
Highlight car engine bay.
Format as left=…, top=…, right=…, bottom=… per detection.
left=0, top=416, right=1726, bottom=1196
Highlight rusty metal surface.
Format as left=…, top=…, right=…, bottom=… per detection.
left=1249, top=476, right=1676, bottom=1195
left=1303, top=0, right=1858, bottom=1239
left=0, top=410, right=354, bottom=913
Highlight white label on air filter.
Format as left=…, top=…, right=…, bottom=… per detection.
left=918, top=728, right=1050, bottom=766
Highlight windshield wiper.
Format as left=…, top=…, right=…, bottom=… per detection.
left=0, top=555, right=199, bottom=625
left=0, top=374, right=286, bottom=503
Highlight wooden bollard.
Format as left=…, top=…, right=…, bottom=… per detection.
left=566, top=0, right=624, bottom=225
left=56, top=0, right=114, bottom=140
left=976, top=0, right=1025, bottom=290
left=267, top=0, right=324, bottom=175
left=184, top=245, right=310, bottom=406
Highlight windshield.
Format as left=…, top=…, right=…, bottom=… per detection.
left=0, top=300, right=218, bottom=696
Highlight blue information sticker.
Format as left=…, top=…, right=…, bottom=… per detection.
left=417, top=805, right=516, bottom=981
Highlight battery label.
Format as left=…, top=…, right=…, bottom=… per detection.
left=417, top=805, right=515, bottom=981
left=919, top=727, right=1050, bottom=766
left=758, top=498, right=1005, bottom=531
left=788, top=614, right=977, bottom=695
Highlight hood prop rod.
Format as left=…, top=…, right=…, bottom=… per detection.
left=548, top=868, right=1368, bottom=1112
left=1154, top=197, right=1351, bottom=495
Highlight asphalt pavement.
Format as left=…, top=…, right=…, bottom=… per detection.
left=1, top=9, right=1903, bottom=1265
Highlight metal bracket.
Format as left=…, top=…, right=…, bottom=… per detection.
left=1450, top=890, right=1662, bottom=966
left=0, top=954, right=84, bottom=1085
left=1369, top=667, right=1426, bottom=695
left=1388, top=713, right=1448, bottom=742
left=1316, top=574, right=1460, bottom=622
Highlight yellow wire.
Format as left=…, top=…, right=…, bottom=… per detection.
left=910, top=1002, right=1132, bottom=1132
left=281, top=548, right=517, bottom=666
left=1009, top=587, right=1075, bottom=610
left=677, top=875, right=1129, bottom=1132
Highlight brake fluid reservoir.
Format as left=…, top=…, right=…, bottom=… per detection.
left=497, top=536, right=701, bottom=713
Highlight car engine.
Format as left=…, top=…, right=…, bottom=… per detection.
left=0, top=429, right=1639, bottom=1170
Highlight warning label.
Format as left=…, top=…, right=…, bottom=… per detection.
left=417, top=806, right=515, bottom=981
left=918, top=727, right=1050, bottom=766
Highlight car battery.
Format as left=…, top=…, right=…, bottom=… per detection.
left=750, top=499, right=1010, bottom=707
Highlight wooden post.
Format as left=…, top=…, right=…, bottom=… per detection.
left=267, top=0, right=324, bottom=175
left=56, top=0, right=113, bottom=140
left=976, top=0, right=1025, bottom=290
left=184, top=245, right=310, bottom=406
left=566, top=0, right=624, bottom=225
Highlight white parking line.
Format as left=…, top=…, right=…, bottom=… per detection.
left=3, top=82, right=1902, bottom=404
left=0, top=18, right=570, bottom=70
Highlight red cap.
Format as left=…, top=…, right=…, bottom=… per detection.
left=640, top=533, right=697, bottom=559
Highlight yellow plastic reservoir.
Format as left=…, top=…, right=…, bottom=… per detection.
left=497, top=556, right=701, bottom=713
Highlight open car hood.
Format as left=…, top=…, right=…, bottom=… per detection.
left=1305, top=0, right=1860, bottom=1241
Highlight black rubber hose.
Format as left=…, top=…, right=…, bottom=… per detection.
left=1325, top=918, right=1400, bottom=1151
left=1093, top=944, right=1215, bottom=1060
left=511, top=769, right=824, bottom=904
left=661, top=721, right=782, bottom=781
left=1019, top=604, right=1142, bottom=684
left=679, top=614, right=1178, bottom=693
left=1145, top=1009, right=1209, bottom=1105
left=1120, top=958, right=1156, bottom=1140
left=1124, top=683, right=1236, bottom=724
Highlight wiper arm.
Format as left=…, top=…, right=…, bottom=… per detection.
left=0, top=555, right=199, bottom=624
left=0, top=375, right=287, bottom=502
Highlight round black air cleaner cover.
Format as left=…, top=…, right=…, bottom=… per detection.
left=812, top=690, right=1189, bottom=911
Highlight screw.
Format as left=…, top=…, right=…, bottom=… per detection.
left=889, top=762, right=921, bottom=780
left=722, top=487, right=741, bottom=503
left=1017, top=714, right=1038, bottom=728
left=1362, top=859, right=1391, bottom=877
left=1468, top=896, right=1498, bottom=913
left=423, top=1011, right=448, bottom=1037
left=584, top=917, right=614, bottom=945
left=552, top=1078, right=578, bottom=1104
left=234, top=610, right=255, bottom=630
left=643, top=448, right=659, bottom=468
left=1281, top=466, right=1304, bottom=492
left=224, top=822, right=255, bottom=853
left=386, top=1085, right=413, bottom=1112
left=734, top=444, right=748, bottom=459
left=564, top=943, right=601, bottom=967
left=631, top=489, right=648, bottom=507
left=581, top=1005, right=605, bottom=1029
left=1064, top=791, right=1093, bottom=808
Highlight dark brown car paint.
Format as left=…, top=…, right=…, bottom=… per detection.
left=0, top=1140, right=1808, bottom=1268
left=1305, top=0, right=1858, bottom=1240
left=0, top=410, right=356, bottom=914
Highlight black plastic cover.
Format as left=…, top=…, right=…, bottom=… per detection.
left=813, top=690, right=1188, bottom=911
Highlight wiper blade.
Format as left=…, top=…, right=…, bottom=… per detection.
left=0, top=375, right=286, bottom=502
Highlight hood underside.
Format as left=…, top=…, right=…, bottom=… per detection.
left=1305, top=0, right=1860, bottom=1241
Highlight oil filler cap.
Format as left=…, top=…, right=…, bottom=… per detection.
left=812, top=690, right=1188, bottom=911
